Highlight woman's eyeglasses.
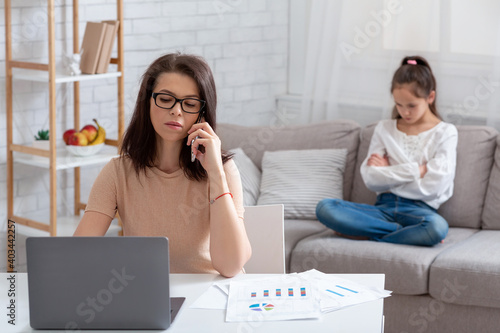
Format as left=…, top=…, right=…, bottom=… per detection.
left=152, top=93, right=206, bottom=114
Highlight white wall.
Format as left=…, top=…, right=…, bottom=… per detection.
left=285, top=0, right=500, bottom=128
left=0, top=0, right=289, bottom=231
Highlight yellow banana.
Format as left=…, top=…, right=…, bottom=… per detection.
left=89, top=118, right=106, bottom=145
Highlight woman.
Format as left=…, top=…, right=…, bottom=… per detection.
left=74, top=53, right=252, bottom=277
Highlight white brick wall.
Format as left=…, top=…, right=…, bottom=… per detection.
left=0, top=0, right=289, bottom=231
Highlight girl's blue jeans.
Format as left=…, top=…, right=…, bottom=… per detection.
left=316, top=193, right=448, bottom=246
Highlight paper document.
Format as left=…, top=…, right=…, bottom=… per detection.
left=226, top=274, right=322, bottom=322
left=189, top=283, right=228, bottom=310
left=299, top=269, right=392, bottom=313
left=191, top=269, right=392, bottom=322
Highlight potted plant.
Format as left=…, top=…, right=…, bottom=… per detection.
left=33, top=129, right=50, bottom=150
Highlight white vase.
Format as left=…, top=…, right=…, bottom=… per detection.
left=32, top=140, right=50, bottom=150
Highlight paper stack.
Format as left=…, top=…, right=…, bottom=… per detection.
left=191, top=269, right=392, bottom=322
left=80, top=20, right=119, bottom=74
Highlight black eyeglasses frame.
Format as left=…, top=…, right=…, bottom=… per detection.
left=151, top=92, right=206, bottom=114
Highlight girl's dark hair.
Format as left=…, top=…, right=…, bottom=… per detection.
left=391, top=55, right=441, bottom=120
left=120, top=53, right=231, bottom=181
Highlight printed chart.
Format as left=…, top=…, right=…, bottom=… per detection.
left=301, top=270, right=392, bottom=313
left=326, top=284, right=359, bottom=297
left=250, top=287, right=307, bottom=298
left=191, top=269, right=391, bottom=322
left=249, top=303, right=275, bottom=312
left=226, top=276, right=322, bottom=322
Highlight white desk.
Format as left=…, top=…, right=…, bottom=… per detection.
left=1, top=273, right=385, bottom=333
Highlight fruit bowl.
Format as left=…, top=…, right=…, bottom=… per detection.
left=65, top=143, right=105, bottom=157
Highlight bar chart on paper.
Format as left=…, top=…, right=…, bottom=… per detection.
left=226, top=277, right=322, bottom=322
left=247, top=286, right=310, bottom=313
left=249, top=286, right=308, bottom=298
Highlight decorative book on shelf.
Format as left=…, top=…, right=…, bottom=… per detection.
left=80, top=22, right=106, bottom=74
left=80, top=20, right=119, bottom=74
left=96, top=20, right=120, bottom=74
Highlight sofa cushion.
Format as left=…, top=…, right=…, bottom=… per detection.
left=351, top=124, right=497, bottom=229
left=257, top=149, right=347, bottom=219
left=289, top=227, right=477, bottom=295
left=229, top=148, right=261, bottom=206
left=439, top=126, right=497, bottom=228
left=385, top=294, right=500, bottom=333
left=482, top=136, right=500, bottom=229
left=350, top=124, right=377, bottom=205
left=429, top=230, right=500, bottom=308
left=218, top=120, right=361, bottom=201
left=284, top=219, right=328, bottom=273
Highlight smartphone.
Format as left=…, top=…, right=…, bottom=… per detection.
left=191, top=136, right=198, bottom=162
left=191, top=113, right=203, bottom=162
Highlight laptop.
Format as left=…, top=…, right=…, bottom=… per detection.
left=26, top=236, right=185, bottom=330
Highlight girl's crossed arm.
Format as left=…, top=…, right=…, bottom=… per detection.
left=398, top=128, right=458, bottom=201
left=361, top=123, right=421, bottom=192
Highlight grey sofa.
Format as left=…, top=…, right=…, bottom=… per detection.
left=218, top=119, right=500, bottom=333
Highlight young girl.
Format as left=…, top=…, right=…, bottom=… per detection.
left=74, top=53, right=252, bottom=277
left=316, top=56, right=458, bottom=246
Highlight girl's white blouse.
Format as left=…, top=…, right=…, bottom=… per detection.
left=360, top=119, right=458, bottom=209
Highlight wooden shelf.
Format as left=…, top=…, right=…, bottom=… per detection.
left=13, top=143, right=119, bottom=170
left=12, top=68, right=122, bottom=83
left=5, top=0, right=125, bottom=246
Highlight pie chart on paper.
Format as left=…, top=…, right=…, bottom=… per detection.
left=249, top=303, right=275, bottom=311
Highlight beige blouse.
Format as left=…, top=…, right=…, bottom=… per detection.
left=85, top=156, right=245, bottom=274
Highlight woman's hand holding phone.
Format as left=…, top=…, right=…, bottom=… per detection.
left=187, top=121, right=223, bottom=174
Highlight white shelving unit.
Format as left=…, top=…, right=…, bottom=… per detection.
left=13, top=145, right=119, bottom=170
left=4, top=0, right=125, bottom=255
left=12, top=68, right=122, bottom=83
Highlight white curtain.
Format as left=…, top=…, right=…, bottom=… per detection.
left=300, top=0, right=344, bottom=123
left=300, top=0, right=500, bottom=129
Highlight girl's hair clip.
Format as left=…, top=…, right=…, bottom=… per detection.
left=407, top=59, right=417, bottom=65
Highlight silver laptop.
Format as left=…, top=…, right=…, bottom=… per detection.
left=26, top=236, right=184, bottom=330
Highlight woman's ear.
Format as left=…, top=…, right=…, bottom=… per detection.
left=427, top=90, right=436, bottom=104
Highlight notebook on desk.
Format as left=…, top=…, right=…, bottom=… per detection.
left=26, top=236, right=184, bottom=330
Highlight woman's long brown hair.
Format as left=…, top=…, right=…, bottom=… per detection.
left=120, top=53, right=231, bottom=181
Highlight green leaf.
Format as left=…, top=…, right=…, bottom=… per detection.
left=34, top=129, right=49, bottom=140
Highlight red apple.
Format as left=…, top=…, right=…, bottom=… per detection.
left=63, top=129, right=76, bottom=145
left=68, top=132, right=88, bottom=146
left=80, top=124, right=98, bottom=143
